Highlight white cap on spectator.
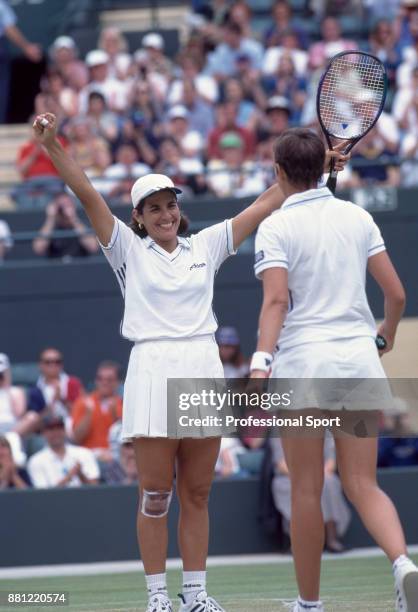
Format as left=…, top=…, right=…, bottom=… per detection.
left=86, top=49, right=109, bottom=67
left=52, top=36, right=76, bottom=50
left=0, top=353, right=10, bottom=373
left=181, top=131, right=203, bottom=152
left=134, top=49, right=148, bottom=63
left=266, top=95, right=290, bottom=113
left=142, top=33, right=164, bottom=50
left=131, top=174, right=182, bottom=208
left=168, top=105, right=189, bottom=120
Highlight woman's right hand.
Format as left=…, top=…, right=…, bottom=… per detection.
left=32, top=113, right=57, bottom=147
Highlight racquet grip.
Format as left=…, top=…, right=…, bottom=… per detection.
left=326, top=173, right=337, bottom=194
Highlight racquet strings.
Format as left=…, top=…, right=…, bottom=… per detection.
left=319, top=54, right=385, bottom=140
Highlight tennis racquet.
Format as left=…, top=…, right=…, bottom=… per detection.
left=317, top=50, right=388, bottom=194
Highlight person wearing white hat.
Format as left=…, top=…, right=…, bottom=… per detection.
left=142, top=31, right=173, bottom=82
left=32, top=111, right=286, bottom=612
left=79, top=49, right=130, bottom=114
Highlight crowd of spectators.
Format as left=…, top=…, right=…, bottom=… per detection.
left=6, top=0, right=418, bottom=213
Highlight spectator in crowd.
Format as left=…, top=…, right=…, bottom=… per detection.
left=308, top=17, right=357, bottom=70
left=366, top=19, right=402, bottom=88
left=215, top=436, right=248, bottom=478
left=309, top=0, right=364, bottom=18
left=71, top=361, right=123, bottom=462
left=35, top=69, right=79, bottom=122
left=262, top=96, right=291, bottom=139
left=205, top=20, right=263, bottom=79
left=0, top=218, right=12, bottom=261
left=79, top=49, right=131, bottom=114
left=35, top=347, right=83, bottom=420
left=207, top=131, right=266, bottom=197
left=263, top=0, right=309, bottom=49
left=398, top=83, right=418, bottom=133
left=141, top=32, right=173, bottom=82
left=98, top=27, right=132, bottom=80
left=351, top=127, right=400, bottom=186
left=223, top=77, right=259, bottom=130
left=168, top=53, right=219, bottom=105
left=101, top=441, right=138, bottom=485
left=86, top=91, right=119, bottom=147
left=132, top=48, right=168, bottom=103
left=216, top=326, right=250, bottom=378
left=28, top=415, right=99, bottom=488
left=234, top=52, right=267, bottom=110
left=393, top=64, right=418, bottom=124
left=270, top=436, right=351, bottom=553
left=0, top=435, right=31, bottom=489
left=0, top=353, right=41, bottom=437
left=100, top=143, right=151, bottom=202
left=262, top=54, right=307, bottom=124
left=228, top=1, right=254, bottom=39
left=32, top=192, right=99, bottom=259
left=208, top=100, right=256, bottom=159
left=400, top=128, right=418, bottom=186
left=129, top=80, right=162, bottom=136
left=48, top=36, right=88, bottom=92
left=113, top=115, right=158, bottom=168
left=263, top=29, right=309, bottom=80
left=180, top=78, right=215, bottom=138
left=13, top=121, right=66, bottom=208
left=67, top=116, right=111, bottom=175
left=396, top=8, right=418, bottom=88
left=165, top=105, right=201, bottom=149
left=154, top=136, right=206, bottom=196
left=0, top=0, right=42, bottom=123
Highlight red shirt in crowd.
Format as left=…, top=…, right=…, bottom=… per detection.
left=17, top=136, right=67, bottom=179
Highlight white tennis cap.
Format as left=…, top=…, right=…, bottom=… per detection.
left=131, top=174, right=182, bottom=208
left=52, top=36, right=76, bottom=50
left=86, top=49, right=109, bottom=67
left=142, top=33, right=164, bottom=50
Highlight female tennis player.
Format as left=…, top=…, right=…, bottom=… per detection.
left=251, top=127, right=418, bottom=612
left=32, top=111, right=311, bottom=612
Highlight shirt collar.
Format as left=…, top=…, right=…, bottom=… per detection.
left=142, top=235, right=191, bottom=250
left=281, top=186, right=333, bottom=210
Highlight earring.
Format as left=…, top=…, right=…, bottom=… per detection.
left=138, top=223, right=143, bottom=229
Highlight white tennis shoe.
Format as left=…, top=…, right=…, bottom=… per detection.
left=146, top=593, right=173, bottom=612
left=178, top=590, right=225, bottom=611
left=394, top=559, right=418, bottom=611
left=290, top=600, right=324, bottom=612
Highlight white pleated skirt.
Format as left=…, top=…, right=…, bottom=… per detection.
left=269, top=336, right=391, bottom=412
left=122, top=335, right=225, bottom=439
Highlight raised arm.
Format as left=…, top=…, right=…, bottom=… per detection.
left=368, top=251, right=406, bottom=354
left=33, top=114, right=114, bottom=245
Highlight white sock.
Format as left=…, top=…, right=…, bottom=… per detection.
left=146, top=573, right=168, bottom=598
left=182, top=570, right=206, bottom=604
left=393, top=554, right=414, bottom=574
left=297, top=596, right=322, bottom=609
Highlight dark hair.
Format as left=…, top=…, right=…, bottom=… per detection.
left=96, top=360, right=121, bottom=379
left=129, top=192, right=190, bottom=238
left=88, top=91, right=106, bottom=104
left=273, top=128, right=325, bottom=188
left=0, top=436, right=11, bottom=451
left=39, top=347, right=62, bottom=361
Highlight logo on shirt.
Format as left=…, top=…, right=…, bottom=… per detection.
left=190, top=262, right=206, bottom=270
left=255, top=250, right=265, bottom=264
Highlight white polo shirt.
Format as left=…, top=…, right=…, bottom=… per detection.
left=254, top=187, right=386, bottom=350
left=27, top=444, right=100, bottom=489
left=101, top=217, right=236, bottom=342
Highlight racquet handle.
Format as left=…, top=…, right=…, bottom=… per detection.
left=326, top=173, right=337, bottom=194
left=376, top=335, right=387, bottom=350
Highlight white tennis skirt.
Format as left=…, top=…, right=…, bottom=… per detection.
left=122, top=334, right=225, bottom=439
left=270, top=336, right=391, bottom=411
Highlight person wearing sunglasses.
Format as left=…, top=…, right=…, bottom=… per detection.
left=36, top=347, right=83, bottom=421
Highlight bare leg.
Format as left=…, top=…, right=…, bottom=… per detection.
left=335, top=435, right=407, bottom=561
left=133, top=437, right=179, bottom=574
left=176, top=437, right=221, bottom=570
left=282, top=434, right=325, bottom=601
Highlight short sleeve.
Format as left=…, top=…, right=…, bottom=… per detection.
left=0, top=1, right=17, bottom=29
left=196, top=219, right=236, bottom=269
left=254, top=218, right=288, bottom=279
left=27, top=456, right=49, bottom=489
left=99, top=216, right=135, bottom=271
left=366, top=214, right=386, bottom=258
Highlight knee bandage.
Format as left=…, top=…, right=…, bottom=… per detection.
left=140, top=489, right=173, bottom=518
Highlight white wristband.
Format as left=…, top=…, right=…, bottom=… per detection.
left=250, top=351, right=273, bottom=373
